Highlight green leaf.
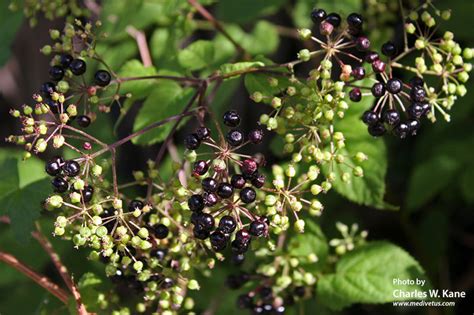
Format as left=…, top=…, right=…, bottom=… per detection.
left=0, top=2, right=23, bottom=66
left=242, top=21, right=279, bottom=55
left=406, top=156, right=460, bottom=210
left=244, top=71, right=290, bottom=100
left=317, top=241, right=429, bottom=310
left=324, top=97, right=393, bottom=210
left=132, top=81, right=195, bottom=145
left=293, top=0, right=361, bottom=28
left=117, top=59, right=157, bottom=96
left=0, top=152, right=48, bottom=241
left=288, top=221, right=328, bottom=270
left=77, top=273, right=105, bottom=313
left=178, top=40, right=215, bottom=71
left=216, top=0, right=286, bottom=24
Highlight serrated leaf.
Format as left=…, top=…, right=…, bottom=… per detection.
left=0, top=152, right=48, bottom=242
left=178, top=40, right=215, bottom=71
left=132, top=81, right=195, bottom=145
left=324, top=96, right=394, bottom=210
left=117, top=59, right=157, bottom=96
left=288, top=221, right=328, bottom=269
left=317, top=241, right=429, bottom=310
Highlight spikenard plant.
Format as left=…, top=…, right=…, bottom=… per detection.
left=1, top=0, right=472, bottom=314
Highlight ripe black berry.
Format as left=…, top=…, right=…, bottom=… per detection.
left=59, top=54, right=73, bottom=67
left=251, top=173, right=265, bottom=188
left=407, top=103, right=424, bottom=119
left=325, top=13, right=341, bottom=27
left=193, top=160, right=209, bottom=176
left=195, top=126, right=211, bottom=140
left=219, top=215, right=237, bottom=234
left=217, top=183, right=234, bottom=198
left=202, top=177, right=218, bottom=192
left=62, top=160, right=80, bottom=177
left=249, top=220, right=267, bottom=237
left=151, top=248, right=167, bottom=261
left=410, top=86, right=426, bottom=102
left=365, top=51, right=379, bottom=63
left=386, top=78, right=403, bottom=94
left=128, top=199, right=144, bottom=211
left=372, top=59, right=386, bottom=73
left=193, top=224, right=210, bottom=239
left=184, top=133, right=200, bottom=150
left=49, top=66, right=64, bottom=81
left=382, top=109, right=400, bottom=126
left=235, top=229, right=251, bottom=243
left=45, top=156, right=64, bottom=176
left=231, top=239, right=250, bottom=254
left=188, top=194, right=204, bottom=212
left=203, top=192, right=218, bottom=206
left=69, top=59, right=87, bottom=75
left=94, top=70, right=111, bottom=87
left=409, top=76, right=424, bottom=87
left=381, top=41, right=397, bottom=57
left=352, top=67, right=365, bottom=80
left=240, top=187, right=256, bottom=204
left=40, top=82, right=56, bottom=96
left=421, top=103, right=430, bottom=115
left=347, top=13, right=363, bottom=29
left=368, top=122, right=386, bottom=137
left=407, top=119, right=421, bottom=135
left=356, top=36, right=370, bottom=51
left=226, top=130, right=244, bottom=147
left=232, top=253, right=245, bottom=265
left=161, top=278, right=174, bottom=289
left=76, top=115, right=91, bottom=128
left=210, top=230, right=228, bottom=251
left=371, top=82, right=386, bottom=97
left=52, top=176, right=69, bottom=193
left=153, top=224, right=169, bottom=239
left=196, top=213, right=215, bottom=230
left=394, top=122, right=409, bottom=139
left=81, top=185, right=94, bottom=203
left=248, top=129, right=264, bottom=144
left=231, top=174, right=246, bottom=189
left=45, top=98, right=59, bottom=113
left=241, top=158, right=258, bottom=175
left=362, top=111, right=379, bottom=125
left=223, top=110, right=241, bottom=127
left=349, top=88, right=362, bottom=102
left=310, top=8, right=327, bottom=23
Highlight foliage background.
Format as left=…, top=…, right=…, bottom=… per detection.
left=0, top=0, right=472, bottom=314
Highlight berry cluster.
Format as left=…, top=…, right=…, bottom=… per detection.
left=184, top=111, right=269, bottom=257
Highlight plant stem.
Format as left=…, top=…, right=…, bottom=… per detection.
left=0, top=250, right=70, bottom=304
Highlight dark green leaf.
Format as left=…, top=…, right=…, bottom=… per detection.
left=117, top=59, right=157, bottom=96
left=178, top=40, right=215, bottom=71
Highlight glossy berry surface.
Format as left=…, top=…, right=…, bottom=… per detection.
left=371, top=82, right=386, bottom=97
left=69, top=59, right=87, bottom=75
left=62, top=160, right=80, bottom=177
left=407, top=103, right=425, bottom=119
left=372, top=59, right=386, bottom=73
left=362, top=111, right=379, bottom=125
left=188, top=194, right=204, bottom=212
left=49, top=66, right=64, bottom=81
left=218, top=215, right=237, bottom=234
left=248, top=129, right=264, bottom=144
left=45, top=156, right=64, bottom=176
left=40, top=82, right=56, bottom=96
left=383, top=109, right=400, bottom=126
left=94, top=70, right=111, bottom=87
left=386, top=78, right=403, bottom=94
left=325, top=13, right=341, bottom=27
left=310, top=8, right=327, bottom=23
left=184, top=133, right=200, bottom=150
left=77, top=115, right=91, bottom=128
left=128, top=199, right=144, bottom=211
left=349, top=88, right=362, bottom=102
left=347, top=13, right=363, bottom=29
left=368, top=122, right=386, bottom=137
left=59, top=54, right=73, bottom=67
left=394, top=122, right=409, bottom=138
left=352, top=67, right=365, bottom=80
left=251, top=173, right=265, bottom=188
left=381, top=41, right=397, bottom=57
left=52, top=176, right=69, bottom=193
left=226, top=130, right=244, bottom=147
left=356, top=36, right=370, bottom=51
left=241, top=159, right=258, bottom=175
left=202, top=177, right=218, bottom=192
left=196, top=126, right=211, bottom=140
left=193, top=160, right=209, bottom=176
left=410, top=86, right=426, bottom=102
left=210, top=230, right=228, bottom=251
left=217, top=183, right=234, bottom=198
left=240, top=187, right=256, bottom=204
left=249, top=220, right=266, bottom=237
left=223, top=110, right=241, bottom=127
left=231, top=174, right=246, bottom=189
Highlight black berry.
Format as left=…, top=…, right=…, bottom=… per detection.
left=59, top=54, right=73, bottom=67
left=409, top=76, right=424, bottom=87
left=407, top=103, right=424, bottom=119
left=49, top=66, right=64, bottom=81
left=40, top=82, right=56, bottom=96
left=69, top=59, right=87, bottom=75
left=240, top=187, right=256, bottom=204
left=352, top=67, right=365, bottom=80
left=154, top=224, right=169, bottom=239
left=381, top=41, right=397, bottom=57
left=371, top=82, right=386, bottom=97
left=52, top=176, right=69, bottom=193
left=202, top=177, right=218, bottom=192
left=383, top=109, right=400, bottom=126
left=193, top=224, right=210, bottom=240
left=196, top=126, right=211, bottom=140
left=386, top=78, right=403, bottom=94
left=310, top=8, right=327, bottom=23
left=347, top=13, right=363, bottom=29
left=217, top=183, right=234, bottom=198
left=394, top=122, right=409, bottom=139
left=241, top=158, right=258, bottom=175
left=248, top=129, right=264, bottom=144
left=62, top=160, right=80, bottom=177
left=184, top=133, right=200, bottom=150
left=349, top=88, right=362, bottom=102
left=223, top=110, right=241, bottom=127
left=410, top=86, right=426, bottom=102
left=249, top=220, right=267, bottom=237
left=193, top=160, right=209, bottom=176
left=362, top=111, right=379, bottom=125
left=356, top=36, right=370, bottom=51
left=203, top=192, right=218, bottom=207
left=407, top=119, right=421, bottom=135
left=372, top=59, right=386, bottom=73
left=219, top=215, right=237, bottom=234
left=81, top=185, right=94, bottom=203
left=368, top=122, right=386, bottom=137
left=226, top=130, right=244, bottom=147
left=76, top=115, right=91, bottom=128
left=195, top=213, right=215, bottom=230
left=365, top=51, right=379, bottom=63
left=251, top=173, right=265, bottom=188
left=231, top=174, right=246, bottom=189
left=94, top=70, right=111, bottom=87
left=188, top=194, right=205, bottom=212
left=128, top=199, right=144, bottom=211
left=325, top=13, right=341, bottom=27
left=210, top=230, right=228, bottom=251
left=45, top=156, right=64, bottom=176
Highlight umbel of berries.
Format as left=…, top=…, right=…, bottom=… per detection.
left=183, top=111, right=267, bottom=254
